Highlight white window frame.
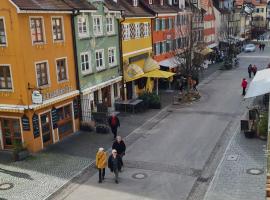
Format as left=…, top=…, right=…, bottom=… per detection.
left=29, top=16, right=46, bottom=45
left=108, top=47, right=117, bottom=67
left=123, top=23, right=131, bottom=40
left=93, top=15, right=103, bottom=36
left=133, top=0, right=138, bottom=6
left=0, top=17, right=8, bottom=47
left=55, top=57, right=69, bottom=83
left=95, top=49, right=105, bottom=71
left=135, top=23, right=140, bottom=38
left=51, top=16, right=65, bottom=43
left=0, top=64, right=13, bottom=92
left=80, top=51, right=92, bottom=75
left=77, top=15, right=89, bottom=38
left=35, top=60, right=50, bottom=88
left=106, top=16, right=115, bottom=35
left=144, top=23, right=150, bottom=37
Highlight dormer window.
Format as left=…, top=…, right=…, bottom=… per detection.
left=160, top=0, right=164, bottom=6
left=133, top=0, right=138, bottom=6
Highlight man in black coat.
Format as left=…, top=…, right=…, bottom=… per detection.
left=108, top=114, right=120, bottom=139
left=108, top=149, right=123, bottom=184
left=112, top=136, right=126, bottom=167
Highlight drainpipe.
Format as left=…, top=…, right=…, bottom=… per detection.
left=118, top=11, right=126, bottom=100
left=71, top=9, right=82, bottom=119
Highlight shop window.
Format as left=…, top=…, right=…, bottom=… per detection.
left=35, top=61, right=49, bottom=87
left=0, top=18, right=7, bottom=46
left=0, top=65, right=12, bottom=90
left=57, top=105, right=73, bottom=137
left=56, top=58, right=68, bottom=82
left=52, top=17, right=64, bottom=41
left=30, top=17, right=45, bottom=44
left=1, top=118, right=21, bottom=149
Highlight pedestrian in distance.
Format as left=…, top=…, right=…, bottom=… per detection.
left=108, top=149, right=123, bottom=184
left=96, top=147, right=107, bottom=183
left=262, top=43, right=265, bottom=51
left=108, top=114, right=120, bottom=139
left=248, top=64, right=252, bottom=78
left=241, top=78, right=248, bottom=96
left=252, top=64, right=257, bottom=76
left=259, top=43, right=262, bottom=51
left=112, top=136, right=126, bottom=168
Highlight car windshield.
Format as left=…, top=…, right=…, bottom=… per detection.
left=246, top=44, right=254, bottom=47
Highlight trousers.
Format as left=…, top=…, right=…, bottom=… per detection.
left=98, top=168, right=105, bottom=182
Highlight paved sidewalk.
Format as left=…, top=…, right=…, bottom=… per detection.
left=204, top=129, right=266, bottom=200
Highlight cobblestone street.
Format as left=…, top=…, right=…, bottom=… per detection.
left=204, top=128, right=266, bottom=200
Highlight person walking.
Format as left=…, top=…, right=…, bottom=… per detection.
left=108, top=149, right=123, bottom=184
left=262, top=43, right=265, bottom=51
left=248, top=64, right=252, bottom=78
left=112, top=136, right=126, bottom=167
left=108, top=114, right=120, bottom=139
left=252, top=64, right=257, bottom=76
left=96, top=147, right=107, bottom=183
left=259, top=43, right=262, bottom=51
left=241, top=78, right=248, bottom=96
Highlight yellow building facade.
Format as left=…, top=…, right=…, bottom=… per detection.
left=0, top=0, right=88, bottom=152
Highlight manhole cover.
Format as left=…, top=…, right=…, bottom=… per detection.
left=197, top=177, right=209, bottom=183
left=246, top=168, right=264, bottom=175
left=0, top=183, right=13, bottom=190
left=132, top=173, right=148, bottom=180
left=227, top=154, right=238, bottom=161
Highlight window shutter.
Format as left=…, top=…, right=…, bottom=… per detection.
left=140, top=23, right=144, bottom=37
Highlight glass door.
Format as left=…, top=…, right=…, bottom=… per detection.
left=1, top=118, right=21, bottom=149
left=40, top=112, right=52, bottom=146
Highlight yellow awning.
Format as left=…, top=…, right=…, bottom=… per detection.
left=143, top=69, right=175, bottom=79
left=144, top=57, right=160, bottom=72
left=124, top=64, right=144, bottom=82
left=200, top=48, right=213, bottom=56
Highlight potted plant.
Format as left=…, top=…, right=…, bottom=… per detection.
left=257, top=112, right=268, bottom=140
left=149, top=93, right=161, bottom=109
left=13, top=140, right=29, bottom=161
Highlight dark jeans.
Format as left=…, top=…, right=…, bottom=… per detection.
left=111, top=126, right=118, bottom=138
left=98, top=168, right=105, bottom=182
left=242, top=87, right=246, bottom=96
left=113, top=168, right=119, bottom=182
left=248, top=72, right=251, bottom=78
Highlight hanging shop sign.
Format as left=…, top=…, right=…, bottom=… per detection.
left=73, top=99, right=79, bottom=119
left=22, top=115, right=30, bottom=131
left=32, top=114, right=40, bottom=138
left=32, top=90, right=43, bottom=104
left=51, top=107, right=59, bottom=129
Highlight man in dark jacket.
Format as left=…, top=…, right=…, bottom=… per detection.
left=108, top=114, right=120, bottom=139
left=248, top=64, right=252, bottom=78
left=112, top=136, right=126, bottom=167
left=108, top=149, right=123, bottom=184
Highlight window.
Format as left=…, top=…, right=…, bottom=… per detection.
left=133, top=0, right=138, bottom=6
left=149, top=0, right=153, bottom=4
left=0, top=65, right=12, bottom=90
left=95, top=49, right=105, bottom=70
left=155, top=18, right=160, bottom=31
left=113, top=83, right=119, bottom=98
left=162, top=18, right=166, bottom=30
left=0, top=18, right=7, bottom=46
left=135, top=23, right=140, bottom=38
left=52, top=17, right=64, bottom=41
left=35, top=61, right=49, bottom=87
left=80, top=52, right=91, bottom=74
left=56, top=58, right=68, bottom=82
left=122, top=24, right=130, bottom=40
left=108, top=47, right=117, bottom=67
left=1, top=119, right=21, bottom=149
left=144, top=23, right=150, bottom=37
left=154, top=43, right=160, bottom=55
left=93, top=16, right=103, bottom=36
left=30, top=17, right=45, bottom=44
left=106, top=17, right=114, bottom=34
left=78, top=16, right=89, bottom=38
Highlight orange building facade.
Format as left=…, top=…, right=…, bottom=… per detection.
left=0, top=0, right=83, bottom=152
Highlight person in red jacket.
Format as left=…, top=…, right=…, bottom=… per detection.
left=241, top=78, right=248, bottom=96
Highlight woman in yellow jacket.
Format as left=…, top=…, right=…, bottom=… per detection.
left=96, top=147, right=107, bottom=183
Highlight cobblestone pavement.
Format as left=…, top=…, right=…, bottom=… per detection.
left=204, top=129, right=267, bottom=200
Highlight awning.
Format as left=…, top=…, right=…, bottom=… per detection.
left=159, top=57, right=178, bottom=69
left=199, top=48, right=213, bottom=56
left=208, top=43, right=218, bottom=49
left=124, top=64, right=144, bottom=82
left=144, top=57, right=160, bottom=72
left=143, top=69, right=175, bottom=79
left=245, top=69, right=270, bottom=98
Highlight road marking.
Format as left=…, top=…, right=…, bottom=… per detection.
left=238, top=55, right=270, bottom=58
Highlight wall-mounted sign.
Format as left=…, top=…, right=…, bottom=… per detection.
left=42, top=86, right=73, bottom=101
left=22, top=115, right=30, bottom=131
left=32, top=90, right=43, bottom=104
left=51, top=107, right=59, bottom=129
left=129, top=53, right=149, bottom=63
left=73, top=99, right=79, bottom=119
left=32, top=114, right=40, bottom=138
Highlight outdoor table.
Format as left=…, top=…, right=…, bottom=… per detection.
left=115, top=99, right=143, bottom=113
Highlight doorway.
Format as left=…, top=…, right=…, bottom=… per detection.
left=40, top=112, right=53, bottom=146
left=1, top=118, right=21, bottom=149
left=101, top=86, right=112, bottom=107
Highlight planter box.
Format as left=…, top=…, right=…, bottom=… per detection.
left=14, top=150, right=29, bottom=161
left=244, top=130, right=256, bottom=139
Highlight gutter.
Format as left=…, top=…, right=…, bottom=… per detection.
left=119, top=10, right=126, bottom=100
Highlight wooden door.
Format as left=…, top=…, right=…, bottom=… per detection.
left=1, top=118, right=21, bottom=149
left=102, top=86, right=111, bottom=107
left=40, top=112, right=53, bottom=146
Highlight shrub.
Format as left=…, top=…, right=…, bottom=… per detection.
left=258, top=112, right=268, bottom=138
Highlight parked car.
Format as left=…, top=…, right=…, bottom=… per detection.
left=244, top=44, right=256, bottom=52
